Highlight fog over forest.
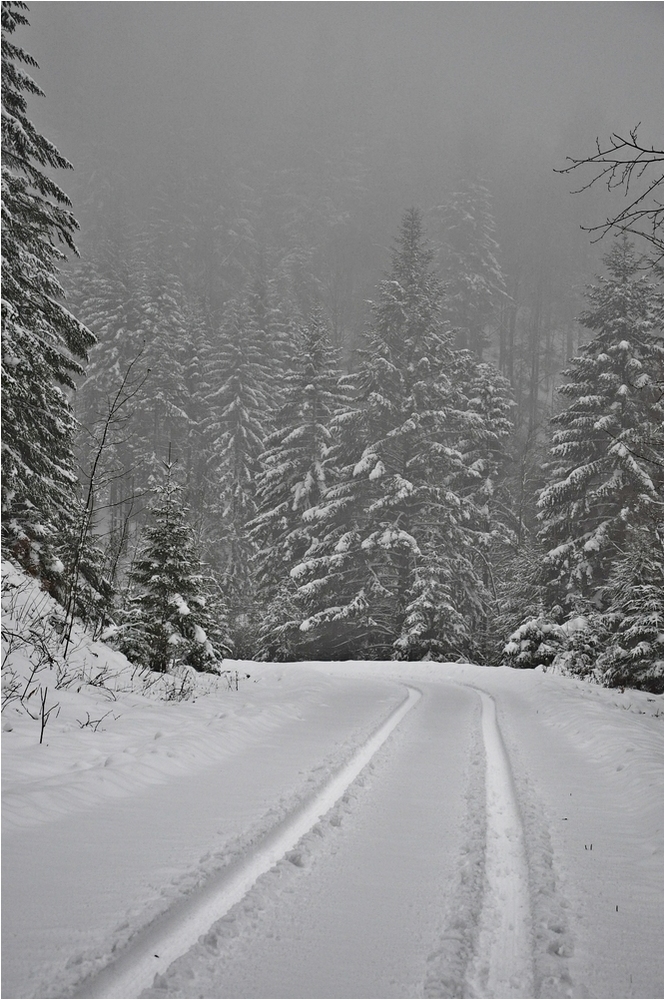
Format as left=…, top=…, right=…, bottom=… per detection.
left=3, top=2, right=663, bottom=684
left=27, top=3, right=662, bottom=235
left=25, top=2, right=662, bottom=365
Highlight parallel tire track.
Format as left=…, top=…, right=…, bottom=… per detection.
left=467, top=689, right=534, bottom=999
left=70, top=685, right=421, bottom=1000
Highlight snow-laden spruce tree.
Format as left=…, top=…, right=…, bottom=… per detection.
left=250, top=310, right=351, bottom=658
left=447, top=350, right=515, bottom=653
left=538, top=239, right=662, bottom=605
left=291, top=209, right=510, bottom=660
left=432, top=178, right=507, bottom=356
left=204, top=298, right=273, bottom=649
left=597, top=523, right=663, bottom=692
left=535, top=239, right=663, bottom=689
left=122, top=457, right=230, bottom=673
left=1, top=1, right=95, bottom=586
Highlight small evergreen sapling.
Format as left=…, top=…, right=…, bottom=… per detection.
left=124, top=457, right=230, bottom=672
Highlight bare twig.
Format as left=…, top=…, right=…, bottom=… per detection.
left=1, top=666, right=21, bottom=711
left=39, top=686, right=60, bottom=744
left=64, top=352, right=149, bottom=655
left=556, top=125, right=664, bottom=258
left=76, top=710, right=112, bottom=732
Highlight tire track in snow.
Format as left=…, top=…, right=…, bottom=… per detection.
left=467, top=689, right=534, bottom=999
left=70, top=685, right=421, bottom=1000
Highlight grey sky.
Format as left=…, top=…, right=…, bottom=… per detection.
left=20, top=1, right=663, bottom=271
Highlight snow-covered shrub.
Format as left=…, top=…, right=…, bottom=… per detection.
left=111, top=595, right=152, bottom=668
left=550, top=616, right=603, bottom=680
left=503, top=616, right=567, bottom=669
left=598, top=640, right=664, bottom=695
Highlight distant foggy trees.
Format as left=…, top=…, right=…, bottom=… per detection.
left=432, top=179, right=508, bottom=357
left=203, top=298, right=272, bottom=650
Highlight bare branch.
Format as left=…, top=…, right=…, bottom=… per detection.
left=555, top=124, right=664, bottom=260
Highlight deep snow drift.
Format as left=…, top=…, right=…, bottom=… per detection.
left=2, top=562, right=663, bottom=999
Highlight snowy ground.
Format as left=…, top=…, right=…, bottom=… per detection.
left=2, top=564, right=663, bottom=999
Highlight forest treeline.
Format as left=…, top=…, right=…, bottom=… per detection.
left=2, top=2, right=663, bottom=691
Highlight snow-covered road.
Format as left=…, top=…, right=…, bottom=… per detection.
left=140, top=682, right=480, bottom=1000
left=3, top=660, right=663, bottom=999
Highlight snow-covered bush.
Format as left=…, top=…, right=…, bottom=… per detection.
left=503, top=616, right=567, bottom=670
left=505, top=605, right=663, bottom=693
left=505, top=612, right=604, bottom=678
left=550, top=617, right=603, bottom=680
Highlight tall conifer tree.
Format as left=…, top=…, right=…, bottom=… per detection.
left=250, top=311, right=351, bottom=656
left=204, top=299, right=272, bottom=645
left=252, top=311, right=349, bottom=595
left=1, top=1, right=95, bottom=582
left=538, top=239, right=663, bottom=607
left=292, top=209, right=511, bottom=660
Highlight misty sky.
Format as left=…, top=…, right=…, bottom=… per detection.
left=21, top=1, right=664, bottom=257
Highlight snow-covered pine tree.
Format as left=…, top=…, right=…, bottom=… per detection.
left=445, top=351, right=516, bottom=657
left=247, top=251, right=293, bottom=374
left=123, top=456, right=230, bottom=673
left=292, top=209, right=498, bottom=660
left=204, top=298, right=273, bottom=649
left=538, top=239, right=663, bottom=610
left=251, top=310, right=348, bottom=589
left=1, top=1, right=95, bottom=586
left=432, top=178, right=508, bottom=357
left=597, top=521, right=663, bottom=692
left=250, top=310, right=351, bottom=657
